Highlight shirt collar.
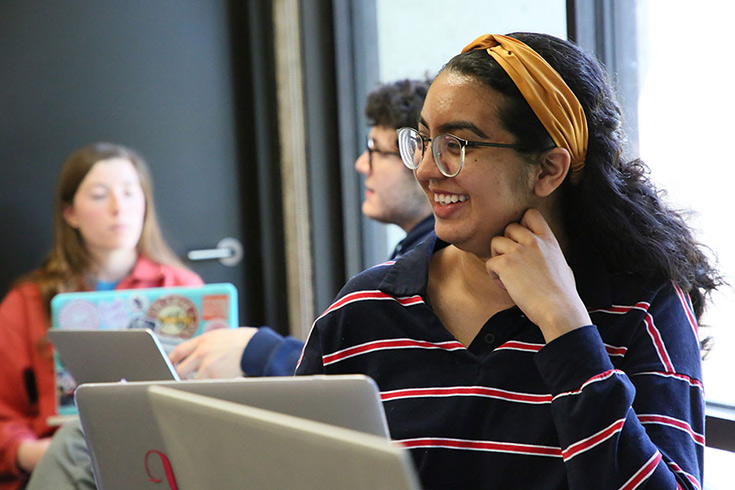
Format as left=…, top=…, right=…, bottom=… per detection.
left=380, top=233, right=612, bottom=310
left=390, top=215, right=435, bottom=260
left=381, top=233, right=441, bottom=297
left=127, top=255, right=166, bottom=283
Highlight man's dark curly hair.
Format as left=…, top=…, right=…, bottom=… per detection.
left=365, top=79, right=431, bottom=130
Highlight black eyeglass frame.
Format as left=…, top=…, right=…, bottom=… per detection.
left=366, top=136, right=402, bottom=171
left=397, top=127, right=525, bottom=178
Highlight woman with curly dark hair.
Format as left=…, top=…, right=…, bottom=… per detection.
left=298, top=32, right=720, bottom=489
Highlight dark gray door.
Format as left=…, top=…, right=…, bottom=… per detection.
left=0, top=1, right=247, bottom=319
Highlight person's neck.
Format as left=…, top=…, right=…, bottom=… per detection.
left=444, top=203, right=570, bottom=307
left=398, top=211, right=433, bottom=234
left=452, top=246, right=514, bottom=306
left=428, top=245, right=515, bottom=346
left=89, top=249, right=139, bottom=283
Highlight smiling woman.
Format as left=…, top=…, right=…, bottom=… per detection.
left=0, top=143, right=203, bottom=490
left=297, top=31, right=720, bottom=490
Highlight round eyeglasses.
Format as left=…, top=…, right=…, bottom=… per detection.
left=366, top=136, right=402, bottom=172
left=397, top=127, right=524, bottom=178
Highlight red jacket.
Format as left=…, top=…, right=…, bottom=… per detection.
left=0, top=256, right=202, bottom=489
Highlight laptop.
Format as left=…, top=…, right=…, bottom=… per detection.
left=47, top=329, right=180, bottom=384
left=75, top=375, right=393, bottom=490
left=49, top=283, right=238, bottom=415
left=50, top=283, right=239, bottom=348
left=148, top=385, right=420, bottom=490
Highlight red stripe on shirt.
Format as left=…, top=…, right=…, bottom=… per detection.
left=381, top=386, right=552, bottom=404
left=562, top=418, right=626, bottom=461
left=638, top=414, right=705, bottom=446
left=642, top=313, right=675, bottom=373
left=604, top=344, right=627, bottom=356
left=398, top=437, right=562, bottom=458
left=666, top=460, right=701, bottom=490
left=495, top=340, right=543, bottom=352
left=591, top=303, right=676, bottom=373
left=317, top=290, right=424, bottom=320
left=554, top=369, right=623, bottom=400
left=673, top=284, right=698, bottom=339
left=323, top=338, right=465, bottom=366
left=301, top=291, right=424, bottom=368
left=369, top=260, right=396, bottom=268
left=633, top=371, right=704, bottom=391
left=496, top=340, right=626, bottom=358
left=590, top=302, right=651, bottom=315
left=619, top=451, right=662, bottom=490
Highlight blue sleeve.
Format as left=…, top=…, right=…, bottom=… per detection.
left=240, top=327, right=304, bottom=377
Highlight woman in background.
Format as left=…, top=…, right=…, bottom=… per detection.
left=0, top=143, right=202, bottom=489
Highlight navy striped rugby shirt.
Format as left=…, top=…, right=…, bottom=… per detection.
left=297, top=234, right=704, bottom=490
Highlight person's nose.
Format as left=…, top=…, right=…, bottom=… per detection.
left=414, top=142, right=441, bottom=181
left=354, top=150, right=371, bottom=176
left=109, top=192, right=121, bottom=215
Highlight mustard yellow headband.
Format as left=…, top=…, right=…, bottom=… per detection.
left=462, top=34, right=588, bottom=184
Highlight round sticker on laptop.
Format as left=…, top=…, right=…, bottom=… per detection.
left=147, top=295, right=198, bottom=339
left=58, top=300, right=100, bottom=330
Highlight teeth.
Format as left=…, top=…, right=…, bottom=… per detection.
left=434, top=193, right=469, bottom=206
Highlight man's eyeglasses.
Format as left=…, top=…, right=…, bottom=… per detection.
left=397, top=127, right=524, bottom=178
left=367, top=136, right=402, bottom=171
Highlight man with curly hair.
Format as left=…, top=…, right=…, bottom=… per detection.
left=168, top=78, right=434, bottom=380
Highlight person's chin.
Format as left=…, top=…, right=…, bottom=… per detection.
left=107, top=236, right=141, bottom=252
left=361, top=202, right=381, bottom=221
left=436, top=224, right=484, bottom=253
left=434, top=221, right=459, bottom=242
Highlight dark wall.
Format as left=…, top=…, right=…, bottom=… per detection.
left=0, top=1, right=245, bottom=300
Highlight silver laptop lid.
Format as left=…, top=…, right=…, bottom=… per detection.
left=148, top=385, right=420, bottom=490
left=75, top=375, right=391, bottom=490
left=48, top=329, right=180, bottom=384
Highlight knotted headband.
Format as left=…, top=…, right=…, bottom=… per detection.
left=462, top=34, right=588, bottom=184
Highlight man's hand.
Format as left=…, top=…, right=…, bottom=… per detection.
left=169, top=327, right=258, bottom=379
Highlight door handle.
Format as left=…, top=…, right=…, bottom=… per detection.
left=187, top=237, right=243, bottom=267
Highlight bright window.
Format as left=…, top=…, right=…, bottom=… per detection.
left=637, top=0, right=735, bottom=405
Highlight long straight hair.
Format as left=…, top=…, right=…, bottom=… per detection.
left=25, top=142, right=189, bottom=320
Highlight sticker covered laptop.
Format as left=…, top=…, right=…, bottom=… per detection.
left=49, top=283, right=238, bottom=416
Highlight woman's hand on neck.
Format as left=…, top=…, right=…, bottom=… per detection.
left=484, top=209, right=590, bottom=343
left=431, top=207, right=589, bottom=346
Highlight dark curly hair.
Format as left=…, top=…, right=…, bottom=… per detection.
left=441, top=32, right=721, bottom=323
left=365, top=79, right=431, bottom=130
